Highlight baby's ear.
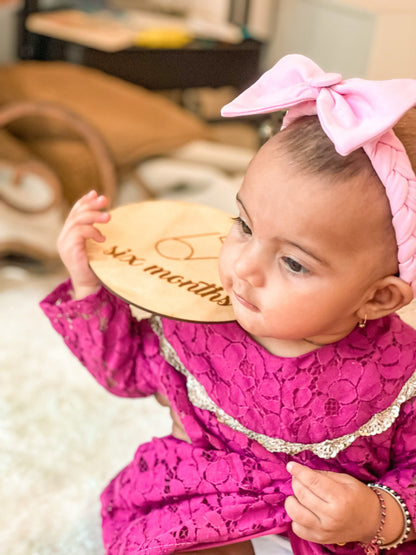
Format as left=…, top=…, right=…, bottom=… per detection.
left=358, top=276, right=414, bottom=321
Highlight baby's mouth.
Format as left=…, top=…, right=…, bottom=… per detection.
left=233, top=290, right=259, bottom=312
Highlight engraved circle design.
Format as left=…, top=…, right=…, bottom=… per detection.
left=86, top=200, right=236, bottom=322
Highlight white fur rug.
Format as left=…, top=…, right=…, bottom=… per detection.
left=1, top=266, right=171, bottom=554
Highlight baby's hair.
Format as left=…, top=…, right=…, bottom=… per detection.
left=276, top=115, right=379, bottom=183
left=393, top=108, right=416, bottom=173
left=276, top=109, right=416, bottom=180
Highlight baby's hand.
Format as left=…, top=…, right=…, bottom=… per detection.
left=57, top=190, right=110, bottom=299
left=285, top=462, right=379, bottom=546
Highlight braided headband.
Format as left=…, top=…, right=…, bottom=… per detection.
left=221, top=54, right=416, bottom=296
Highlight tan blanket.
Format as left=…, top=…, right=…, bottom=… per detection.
left=0, top=61, right=207, bottom=264
left=0, top=61, right=207, bottom=204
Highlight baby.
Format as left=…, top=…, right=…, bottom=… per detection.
left=41, top=55, right=416, bottom=554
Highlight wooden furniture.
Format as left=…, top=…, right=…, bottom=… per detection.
left=18, top=2, right=263, bottom=91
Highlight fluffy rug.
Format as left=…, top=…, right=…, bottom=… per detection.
left=1, top=266, right=171, bottom=554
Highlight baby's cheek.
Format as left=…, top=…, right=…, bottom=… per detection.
left=218, top=244, right=231, bottom=286
left=218, top=264, right=229, bottom=291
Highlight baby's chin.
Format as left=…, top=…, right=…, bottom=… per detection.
left=229, top=306, right=266, bottom=338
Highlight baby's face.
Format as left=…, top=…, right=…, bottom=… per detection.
left=219, top=137, right=396, bottom=353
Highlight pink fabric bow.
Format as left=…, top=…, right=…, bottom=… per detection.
left=221, top=54, right=416, bottom=295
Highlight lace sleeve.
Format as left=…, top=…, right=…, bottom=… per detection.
left=379, top=396, right=416, bottom=529
left=40, top=279, right=162, bottom=398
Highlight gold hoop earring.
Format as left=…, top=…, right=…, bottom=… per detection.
left=358, top=314, right=367, bottom=328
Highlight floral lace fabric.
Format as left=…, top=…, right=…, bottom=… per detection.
left=40, top=280, right=416, bottom=554
left=151, top=315, right=416, bottom=459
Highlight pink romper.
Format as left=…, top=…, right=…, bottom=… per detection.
left=41, top=280, right=416, bottom=554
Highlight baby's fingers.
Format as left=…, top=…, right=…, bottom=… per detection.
left=73, top=189, right=105, bottom=207
left=63, top=191, right=110, bottom=229
left=58, top=219, right=107, bottom=249
left=65, top=208, right=110, bottom=229
left=285, top=494, right=319, bottom=530
left=70, top=190, right=109, bottom=217
left=58, top=210, right=109, bottom=249
left=286, top=461, right=334, bottom=503
left=78, top=224, right=107, bottom=244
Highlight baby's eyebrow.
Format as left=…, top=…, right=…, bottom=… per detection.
left=236, top=193, right=328, bottom=266
left=285, top=240, right=329, bottom=266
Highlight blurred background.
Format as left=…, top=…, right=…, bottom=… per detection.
left=2, top=1, right=416, bottom=553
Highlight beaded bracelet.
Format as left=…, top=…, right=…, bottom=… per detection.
left=367, top=484, right=412, bottom=551
left=360, top=486, right=386, bottom=554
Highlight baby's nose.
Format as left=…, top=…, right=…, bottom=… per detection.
left=234, top=245, right=266, bottom=287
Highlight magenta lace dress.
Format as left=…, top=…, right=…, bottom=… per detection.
left=41, top=280, right=416, bottom=554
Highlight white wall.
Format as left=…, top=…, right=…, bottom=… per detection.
left=264, top=0, right=416, bottom=79
left=0, top=2, right=22, bottom=63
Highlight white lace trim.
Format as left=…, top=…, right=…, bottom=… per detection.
left=150, top=315, right=416, bottom=459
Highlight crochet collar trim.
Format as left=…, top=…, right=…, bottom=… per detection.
left=150, top=315, right=416, bottom=459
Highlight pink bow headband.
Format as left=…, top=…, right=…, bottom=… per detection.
left=221, top=54, right=416, bottom=296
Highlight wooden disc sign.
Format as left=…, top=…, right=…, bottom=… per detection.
left=86, top=200, right=236, bottom=322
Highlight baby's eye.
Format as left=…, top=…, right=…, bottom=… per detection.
left=282, top=257, right=308, bottom=274
left=232, top=216, right=252, bottom=235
